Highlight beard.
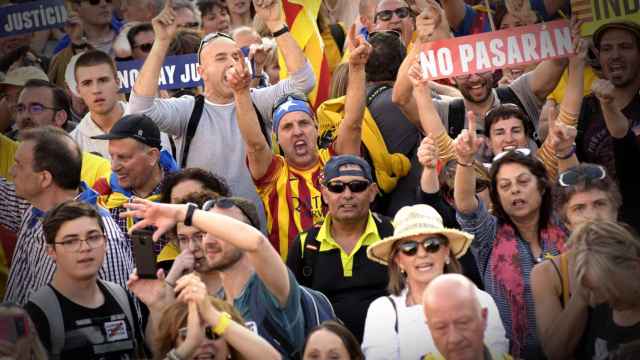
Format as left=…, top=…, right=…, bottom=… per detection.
left=211, top=248, right=243, bottom=271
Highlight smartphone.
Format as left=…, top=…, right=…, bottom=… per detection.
left=0, top=314, right=28, bottom=343
left=131, top=229, right=157, bottom=279
left=240, top=46, right=256, bottom=77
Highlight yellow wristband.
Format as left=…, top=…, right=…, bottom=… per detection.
left=213, top=312, right=232, bottom=335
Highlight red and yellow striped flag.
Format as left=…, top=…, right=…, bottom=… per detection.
left=279, top=0, right=331, bottom=109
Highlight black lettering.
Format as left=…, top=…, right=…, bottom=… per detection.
left=624, top=0, right=639, bottom=14
left=605, top=0, right=622, bottom=18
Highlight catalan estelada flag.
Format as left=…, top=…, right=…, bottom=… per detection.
left=279, top=0, right=330, bottom=109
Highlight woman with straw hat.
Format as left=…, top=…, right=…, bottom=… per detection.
left=361, top=204, right=508, bottom=360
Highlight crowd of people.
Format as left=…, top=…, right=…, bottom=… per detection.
left=0, top=0, right=639, bottom=359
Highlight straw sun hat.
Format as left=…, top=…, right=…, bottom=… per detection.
left=367, top=204, right=474, bottom=265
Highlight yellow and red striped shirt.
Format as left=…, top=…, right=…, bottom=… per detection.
left=255, top=149, right=332, bottom=260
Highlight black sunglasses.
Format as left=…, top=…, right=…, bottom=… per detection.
left=375, top=7, right=411, bottom=22
left=325, top=180, right=370, bottom=194
left=558, top=164, right=606, bottom=187
left=197, top=32, right=234, bottom=63
left=133, top=43, right=153, bottom=53
left=398, top=236, right=447, bottom=256
left=203, top=197, right=258, bottom=229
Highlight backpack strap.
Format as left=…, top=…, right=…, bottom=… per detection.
left=367, top=84, right=392, bottom=106
left=29, top=285, right=64, bottom=359
left=447, top=98, right=466, bottom=138
left=248, top=284, right=296, bottom=358
left=559, top=253, right=570, bottom=307
left=329, top=23, right=346, bottom=55
left=99, top=280, right=135, bottom=336
left=495, top=86, right=541, bottom=146
left=300, top=227, right=322, bottom=288
left=387, top=296, right=398, bottom=333
left=371, top=212, right=394, bottom=237
left=181, top=94, right=205, bottom=167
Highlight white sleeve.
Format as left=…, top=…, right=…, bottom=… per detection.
left=361, top=296, right=401, bottom=360
left=477, top=288, right=509, bottom=355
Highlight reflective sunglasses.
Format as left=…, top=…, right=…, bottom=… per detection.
left=197, top=32, right=234, bottom=63
left=325, top=180, right=370, bottom=194
left=203, top=197, right=259, bottom=229
left=558, top=164, right=606, bottom=187
left=15, top=103, right=59, bottom=114
left=179, top=326, right=219, bottom=341
left=492, top=147, right=531, bottom=163
left=133, top=43, right=153, bottom=53
left=375, top=7, right=411, bottom=22
left=397, top=236, right=447, bottom=256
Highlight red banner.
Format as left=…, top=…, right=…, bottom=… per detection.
left=420, top=20, right=573, bottom=80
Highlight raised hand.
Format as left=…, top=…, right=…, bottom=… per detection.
left=152, top=0, right=179, bottom=43
left=175, top=273, right=221, bottom=324
left=347, top=24, right=372, bottom=67
left=454, top=111, right=483, bottom=165
left=408, top=55, right=429, bottom=89
left=249, top=43, right=268, bottom=71
left=127, top=268, right=172, bottom=309
left=570, top=18, right=587, bottom=61
left=547, top=114, right=577, bottom=156
left=120, top=197, right=185, bottom=241
left=591, top=79, right=615, bottom=105
left=226, top=50, right=252, bottom=93
left=174, top=302, right=206, bottom=359
left=418, top=135, right=438, bottom=169
left=416, top=0, right=443, bottom=43
left=253, top=0, right=282, bottom=29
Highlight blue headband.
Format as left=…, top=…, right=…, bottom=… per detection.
left=272, top=97, right=314, bottom=135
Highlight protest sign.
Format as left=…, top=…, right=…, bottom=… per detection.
left=573, top=0, right=640, bottom=36
left=116, top=53, right=202, bottom=93
left=0, top=0, right=68, bottom=37
left=419, top=20, right=573, bottom=81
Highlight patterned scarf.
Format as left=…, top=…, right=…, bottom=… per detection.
left=491, top=221, right=567, bottom=357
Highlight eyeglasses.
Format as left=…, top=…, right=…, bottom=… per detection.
left=181, top=22, right=200, bottom=29
left=492, top=147, right=531, bottom=163
left=54, top=233, right=106, bottom=251
left=15, top=103, right=59, bottom=114
left=558, top=164, right=606, bottom=187
left=82, top=0, right=112, bottom=5
left=177, top=232, right=206, bottom=247
left=197, top=32, right=234, bottom=64
left=375, top=7, right=411, bottom=22
left=202, top=197, right=258, bottom=229
left=133, top=43, right=153, bottom=53
left=397, top=236, right=447, bottom=257
left=179, top=326, right=220, bottom=341
left=325, top=180, right=370, bottom=194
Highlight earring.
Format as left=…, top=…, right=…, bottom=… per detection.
left=400, top=267, right=406, bottom=276
left=445, top=257, right=451, bottom=265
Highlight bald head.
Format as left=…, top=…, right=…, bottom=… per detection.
left=422, top=274, right=487, bottom=360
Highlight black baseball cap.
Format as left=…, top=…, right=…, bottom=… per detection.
left=92, top=114, right=161, bottom=149
left=323, top=155, right=373, bottom=183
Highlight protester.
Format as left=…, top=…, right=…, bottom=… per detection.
left=1, top=127, right=133, bottom=306
left=422, top=274, right=512, bottom=360
left=153, top=274, right=281, bottom=360
left=0, top=66, right=50, bottom=139
left=0, top=303, right=47, bottom=360
left=287, top=155, right=391, bottom=341
left=532, top=164, right=622, bottom=359
left=24, top=200, right=145, bottom=358
left=123, top=196, right=306, bottom=359
left=128, top=22, right=156, bottom=61
left=372, top=0, right=415, bottom=46
left=302, top=320, right=365, bottom=360
left=127, top=0, right=315, bottom=228
left=570, top=220, right=640, bottom=359
left=14, top=79, right=76, bottom=133
left=362, top=204, right=507, bottom=359
left=454, top=138, right=568, bottom=358
left=226, top=0, right=254, bottom=30
left=196, top=0, right=231, bottom=35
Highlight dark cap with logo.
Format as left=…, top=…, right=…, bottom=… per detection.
left=323, top=155, right=373, bottom=183
left=91, top=113, right=161, bottom=149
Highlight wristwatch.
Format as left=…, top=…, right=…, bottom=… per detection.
left=184, top=203, right=197, bottom=226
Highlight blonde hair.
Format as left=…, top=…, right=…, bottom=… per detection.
left=570, top=220, right=640, bottom=308
left=329, top=62, right=349, bottom=99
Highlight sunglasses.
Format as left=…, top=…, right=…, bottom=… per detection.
left=203, top=197, right=258, bottom=229
left=197, top=32, right=234, bottom=63
left=492, top=147, right=531, bottom=163
left=179, top=326, right=219, bottom=341
left=558, top=164, right=606, bottom=187
left=397, top=236, right=447, bottom=257
left=375, top=7, right=411, bottom=22
left=325, top=180, right=370, bottom=194
left=133, top=43, right=153, bottom=53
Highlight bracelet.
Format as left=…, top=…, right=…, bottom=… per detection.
left=457, top=160, right=473, bottom=167
left=213, top=312, right=232, bottom=335
left=184, top=203, right=197, bottom=226
left=556, top=144, right=576, bottom=160
left=271, top=24, right=289, bottom=37
left=167, top=349, right=184, bottom=360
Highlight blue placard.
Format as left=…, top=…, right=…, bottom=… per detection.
left=0, top=0, right=68, bottom=37
left=116, top=53, right=202, bottom=93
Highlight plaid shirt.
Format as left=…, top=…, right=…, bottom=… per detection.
left=0, top=177, right=134, bottom=305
